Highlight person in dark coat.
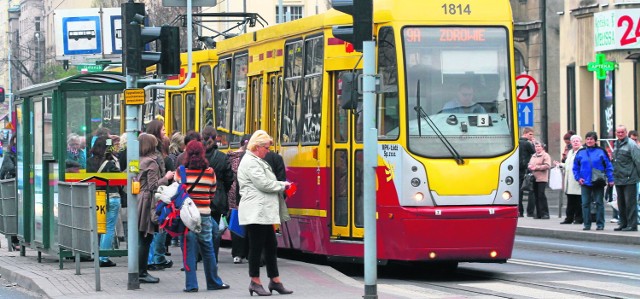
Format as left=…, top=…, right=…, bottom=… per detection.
left=0, top=135, right=17, bottom=180
left=0, top=135, right=19, bottom=249
left=202, top=126, right=233, bottom=261
left=519, top=128, right=536, bottom=217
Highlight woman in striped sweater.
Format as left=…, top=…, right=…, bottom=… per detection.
left=178, top=140, right=229, bottom=292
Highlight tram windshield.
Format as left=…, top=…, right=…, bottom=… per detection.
left=401, top=26, right=514, bottom=158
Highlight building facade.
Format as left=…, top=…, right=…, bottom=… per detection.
left=511, top=0, right=562, bottom=159
left=200, top=0, right=330, bottom=40
left=559, top=0, right=640, bottom=145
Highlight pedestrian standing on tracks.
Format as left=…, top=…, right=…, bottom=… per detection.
left=612, top=125, right=639, bottom=232
left=555, top=135, right=584, bottom=224
left=573, top=131, right=614, bottom=231
left=177, top=139, right=230, bottom=293
left=519, top=128, right=536, bottom=217
left=137, top=133, right=174, bottom=283
left=528, top=141, right=551, bottom=219
left=238, top=130, right=293, bottom=296
left=87, top=136, right=121, bottom=267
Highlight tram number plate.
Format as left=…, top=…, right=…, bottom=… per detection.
left=125, top=88, right=145, bottom=105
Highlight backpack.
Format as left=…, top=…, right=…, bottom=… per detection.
left=156, top=165, right=204, bottom=236
left=155, top=165, right=204, bottom=271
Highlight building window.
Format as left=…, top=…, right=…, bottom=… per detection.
left=566, top=65, right=576, bottom=132
left=275, top=6, right=303, bottom=23
left=515, top=49, right=526, bottom=75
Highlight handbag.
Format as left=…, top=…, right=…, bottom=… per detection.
left=587, top=150, right=607, bottom=187
left=591, top=168, right=607, bottom=187
left=521, top=171, right=534, bottom=191
left=228, top=208, right=245, bottom=238
left=548, top=167, right=563, bottom=190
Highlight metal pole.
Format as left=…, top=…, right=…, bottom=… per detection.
left=126, top=74, right=140, bottom=290
left=362, top=40, right=377, bottom=299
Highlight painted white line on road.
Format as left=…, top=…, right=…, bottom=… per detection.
left=515, top=237, right=640, bottom=256
left=459, top=282, right=586, bottom=299
left=552, top=280, right=640, bottom=296
left=509, top=259, right=640, bottom=280
left=506, top=270, right=567, bottom=275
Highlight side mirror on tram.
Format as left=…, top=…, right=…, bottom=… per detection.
left=339, top=72, right=359, bottom=110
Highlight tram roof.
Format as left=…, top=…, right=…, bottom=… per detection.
left=15, top=72, right=126, bottom=98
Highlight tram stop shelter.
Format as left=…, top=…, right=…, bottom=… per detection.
left=12, top=72, right=128, bottom=263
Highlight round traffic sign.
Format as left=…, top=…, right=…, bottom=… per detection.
left=515, top=74, right=538, bottom=103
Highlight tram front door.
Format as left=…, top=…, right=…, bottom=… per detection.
left=331, top=71, right=364, bottom=240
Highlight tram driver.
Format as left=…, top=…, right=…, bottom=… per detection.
left=440, top=83, right=486, bottom=114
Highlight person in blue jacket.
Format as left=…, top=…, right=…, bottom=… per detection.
left=573, top=131, right=615, bottom=231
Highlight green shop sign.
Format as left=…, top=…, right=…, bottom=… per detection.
left=76, top=64, right=105, bottom=73
left=587, top=53, right=616, bottom=80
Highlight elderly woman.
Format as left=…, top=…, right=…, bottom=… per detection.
left=555, top=135, right=584, bottom=224
left=237, top=130, right=293, bottom=296
left=573, top=131, right=615, bottom=231
left=528, top=141, right=551, bottom=219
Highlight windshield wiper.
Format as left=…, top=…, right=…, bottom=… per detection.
left=413, top=80, right=464, bottom=165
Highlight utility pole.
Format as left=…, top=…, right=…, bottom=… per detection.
left=331, top=1, right=376, bottom=298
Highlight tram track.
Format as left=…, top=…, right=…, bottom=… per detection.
left=367, top=258, right=637, bottom=298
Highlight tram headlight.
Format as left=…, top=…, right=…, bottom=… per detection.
left=410, top=177, right=421, bottom=187
left=414, top=192, right=425, bottom=201
left=505, top=176, right=514, bottom=185
left=501, top=191, right=512, bottom=200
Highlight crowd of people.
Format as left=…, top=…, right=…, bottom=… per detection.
left=520, top=126, right=639, bottom=232
left=59, top=123, right=296, bottom=294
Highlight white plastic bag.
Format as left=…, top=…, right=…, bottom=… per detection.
left=218, top=215, right=228, bottom=233
left=548, top=167, right=563, bottom=190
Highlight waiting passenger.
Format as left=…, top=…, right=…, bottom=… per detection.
left=66, top=133, right=86, bottom=170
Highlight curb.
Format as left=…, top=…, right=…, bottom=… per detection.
left=517, top=226, right=640, bottom=245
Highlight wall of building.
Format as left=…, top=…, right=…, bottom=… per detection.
left=201, top=0, right=330, bottom=40
left=559, top=0, right=640, bottom=144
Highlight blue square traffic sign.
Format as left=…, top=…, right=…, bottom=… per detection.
left=518, top=102, right=534, bottom=127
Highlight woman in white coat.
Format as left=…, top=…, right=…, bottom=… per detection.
left=237, top=130, right=293, bottom=296
left=555, top=135, right=584, bottom=224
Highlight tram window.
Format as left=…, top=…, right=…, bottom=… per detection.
left=171, top=94, right=183, bottom=133
left=282, top=41, right=303, bottom=144
left=186, top=93, right=196, bottom=132
left=301, top=36, right=323, bottom=144
left=200, top=65, right=214, bottom=130
left=402, top=27, right=514, bottom=158
left=215, top=59, right=232, bottom=134
left=377, top=26, right=399, bottom=139
left=231, top=55, right=248, bottom=143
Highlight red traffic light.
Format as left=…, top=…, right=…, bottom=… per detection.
left=0, top=87, right=5, bottom=103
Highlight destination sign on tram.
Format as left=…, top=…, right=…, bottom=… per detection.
left=405, top=28, right=487, bottom=43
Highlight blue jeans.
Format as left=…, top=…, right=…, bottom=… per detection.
left=99, top=197, right=121, bottom=262
left=581, top=185, right=605, bottom=229
left=148, top=231, right=168, bottom=265
left=183, top=216, right=224, bottom=290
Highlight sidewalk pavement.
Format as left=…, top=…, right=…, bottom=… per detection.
left=0, top=217, right=638, bottom=299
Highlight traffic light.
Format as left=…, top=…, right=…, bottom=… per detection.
left=332, top=0, right=372, bottom=53
left=0, top=87, right=5, bottom=103
left=122, top=2, right=181, bottom=76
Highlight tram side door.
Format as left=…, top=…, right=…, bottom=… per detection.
left=167, top=91, right=196, bottom=134
left=248, top=75, right=263, bottom=133
left=331, top=71, right=364, bottom=240
left=267, top=72, right=283, bottom=149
